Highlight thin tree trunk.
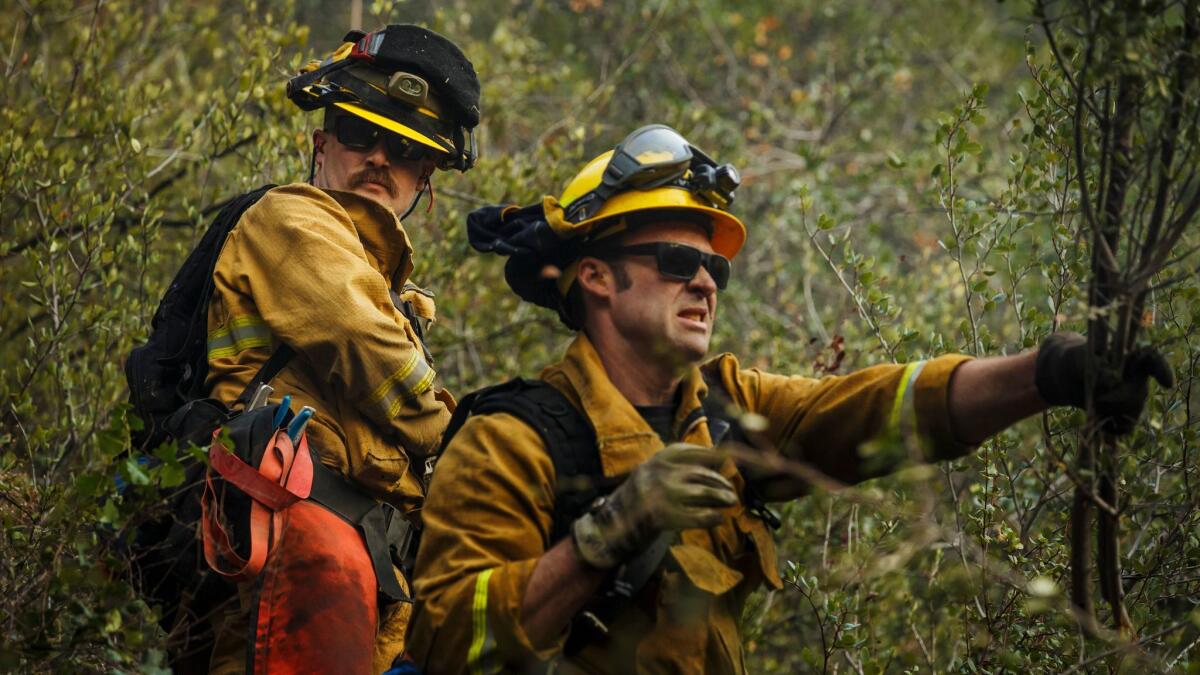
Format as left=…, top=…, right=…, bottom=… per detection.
left=1091, top=71, right=1141, bottom=637
left=1070, top=485, right=1096, bottom=628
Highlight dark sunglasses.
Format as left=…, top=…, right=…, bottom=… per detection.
left=597, top=242, right=731, bottom=290
left=329, top=114, right=434, bottom=164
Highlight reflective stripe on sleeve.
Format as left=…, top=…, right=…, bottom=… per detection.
left=887, top=360, right=927, bottom=442
left=364, top=349, right=437, bottom=420
left=468, top=568, right=497, bottom=675
left=207, top=316, right=272, bottom=360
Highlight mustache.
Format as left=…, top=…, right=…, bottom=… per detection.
left=349, top=167, right=398, bottom=198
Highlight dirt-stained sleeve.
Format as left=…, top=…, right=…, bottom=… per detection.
left=712, top=352, right=974, bottom=495
left=220, top=186, right=449, bottom=457
left=409, top=412, right=564, bottom=674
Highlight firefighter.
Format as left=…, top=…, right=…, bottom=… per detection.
left=201, top=25, right=478, bottom=673
left=407, top=124, right=1172, bottom=673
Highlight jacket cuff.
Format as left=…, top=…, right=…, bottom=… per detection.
left=914, top=353, right=975, bottom=461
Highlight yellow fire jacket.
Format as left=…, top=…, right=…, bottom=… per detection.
left=409, top=334, right=972, bottom=674
left=204, top=183, right=450, bottom=672
left=205, top=183, right=452, bottom=511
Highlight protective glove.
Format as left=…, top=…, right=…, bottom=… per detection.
left=571, top=443, right=739, bottom=569
left=1035, top=332, right=1174, bottom=435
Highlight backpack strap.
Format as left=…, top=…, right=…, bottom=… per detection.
left=232, top=344, right=297, bottom=409
left=439, top=378, right=605, bottom=544
left=306, top=458, right=413, bottom=604
left=441, top=372, right=782, bottom=544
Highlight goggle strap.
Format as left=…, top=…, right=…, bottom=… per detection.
left=689, top=144, right=718, bottom=167
left=566, top=188, right=613, bottom=223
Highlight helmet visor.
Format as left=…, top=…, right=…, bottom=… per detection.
left=566, top=125, right=739, bottom=224
left=613, top=125, right=694, bottom=188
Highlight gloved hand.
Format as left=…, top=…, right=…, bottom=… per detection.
left=1036, top=332, right=1174, bottom=434
left=571, top=443, right=738, bottom=569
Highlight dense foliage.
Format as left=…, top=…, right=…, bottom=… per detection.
left=2, top=0, right=1197, bottom=672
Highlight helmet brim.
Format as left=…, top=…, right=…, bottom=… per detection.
left=573, top=186, right=747, bottom=260
left=332, top=101, right=453, bottom=156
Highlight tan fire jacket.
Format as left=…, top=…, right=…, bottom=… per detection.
left=409, top=333, right=972, bottom=674
left=205, top=183, right=452, bottom=512
left=204, top=184, right=452, bottom=671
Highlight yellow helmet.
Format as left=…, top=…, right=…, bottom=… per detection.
left=465, top=125, right=745, bottom=328
left=555, top=149, right=747, bottom=260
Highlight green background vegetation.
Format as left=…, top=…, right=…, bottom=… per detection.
left=2, top=0, right=1197, bottom=671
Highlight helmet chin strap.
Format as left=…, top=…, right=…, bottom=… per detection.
left=398, top=173, right=433, bottom=221
left=308, top=144, right=319, bottom=184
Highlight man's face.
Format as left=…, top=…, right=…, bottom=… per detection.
left=604, top=220, right=722, bottom=368
left=312, top=114, right=437, bottom=215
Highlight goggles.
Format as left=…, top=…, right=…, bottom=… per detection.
left=595, top=242, right=732, bottom=290
left=565, top=124, right=741, bottom=224
left=328, top=114, right=435, bottom=164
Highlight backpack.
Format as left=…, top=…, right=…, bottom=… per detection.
left=118, top=185, right=280, bottom=638
left=437, top=375, right=781, bottom=654
left=125, top=184, right=278, bottom=450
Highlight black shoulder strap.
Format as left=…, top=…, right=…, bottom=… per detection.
left=441, top=373, right=781, bottom=541
left=231, top=343, right=297, bottom=408
left=438, top=378, right=604, bottom=543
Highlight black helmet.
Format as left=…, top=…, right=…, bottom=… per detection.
left=287, top=25, right=481, bottom=172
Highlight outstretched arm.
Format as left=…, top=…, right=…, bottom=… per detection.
left=714, top=333, right=1171, bottom=499
left=947, top=333, right=1174, bottom=444
left=946, top=350, right=1045, bottom=445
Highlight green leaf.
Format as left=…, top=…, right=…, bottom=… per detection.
left=75, top=473, right=104, bottom=498
left=98, top=499, right=120, bottom=525
left=104, top=608, right=122, bottom=634
left=158, top=461, right=185, bottom=489
left=123, top=457, right=151, bottom=486
left=817, top=213, right=835, bottom=230
left=97, top=429, right=126, bottom=459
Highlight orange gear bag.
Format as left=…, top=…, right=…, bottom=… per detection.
left=201, top=402, right=397, bottom=673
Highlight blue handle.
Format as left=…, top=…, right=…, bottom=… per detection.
left=273, top=394, right=293, bottom=428
left=287, top=406, right=314, bottom=444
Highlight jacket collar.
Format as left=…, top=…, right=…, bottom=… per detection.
left=321, top=186, right=415, bottom=287
left=540, top=333, right=713, bottom=477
